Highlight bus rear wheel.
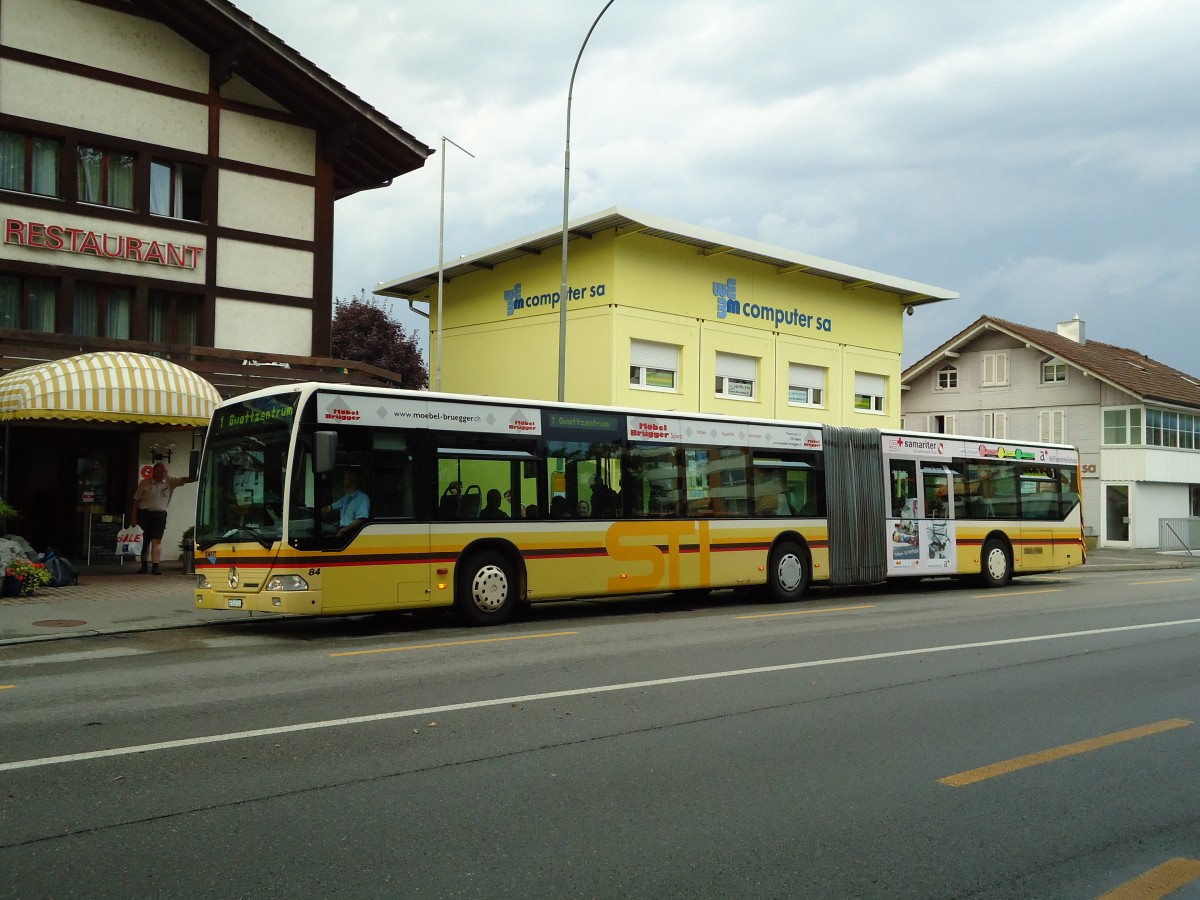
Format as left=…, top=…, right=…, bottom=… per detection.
left=765, top=540, right=809, bottom=602
left=979, top=538, right=1012, bottom=588
left=456, top=551, right=517, bottom=626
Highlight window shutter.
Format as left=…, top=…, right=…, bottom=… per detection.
left=854, top=372, right=887, bottom=396
left=716, top=352, right=755, bottom=381
left=631, top=339, right=678, bottom=371
left=789, top=363, right=824, bottom=390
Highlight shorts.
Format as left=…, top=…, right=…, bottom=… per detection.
left=138, top=509, right=168, bottom=542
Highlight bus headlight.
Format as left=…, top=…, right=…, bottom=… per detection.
left=265, top=574, right=309, bottom=592
left=196, top=573, right=211, bottom=590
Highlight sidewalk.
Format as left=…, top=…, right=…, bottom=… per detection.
left=1, top=548, right=1198, bottom=646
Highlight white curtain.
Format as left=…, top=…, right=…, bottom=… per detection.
left=31, top=138, right=59, bottom=196
left=77, top=146, right=102, bottom=203
left=105, top=287, right=131, bottom=338
left=0, top=276, right=18, bottom=329
left=108, top=153, right=134, bottom=209
left=74, top=284, right=100, bottom=336
left=150, top=161, right=173, bottom=216
left=0, top=131, right=23, bottom=191
left=27, top=278, right=55, bottom=331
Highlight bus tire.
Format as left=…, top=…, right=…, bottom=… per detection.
left=765, top=539, right=809, bottom=602
left=456, top=551, right=517, bottom=626
left=979, top=538, right=1012, bottom=588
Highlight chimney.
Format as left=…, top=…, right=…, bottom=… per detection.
left=1057, top=314, right=1086, bottom=344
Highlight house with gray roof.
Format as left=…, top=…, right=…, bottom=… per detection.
left=901, top=315, right=1200, bottom=549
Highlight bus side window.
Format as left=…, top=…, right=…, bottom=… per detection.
left=889, top=459, right=917, bottom=517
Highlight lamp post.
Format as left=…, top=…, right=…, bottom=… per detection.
left=558, top=0, right=617, bottom=403
left=436, top=135, right=474, bottom=392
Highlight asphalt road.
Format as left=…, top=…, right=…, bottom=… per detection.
left=2, top=570, right=1199, bottom=899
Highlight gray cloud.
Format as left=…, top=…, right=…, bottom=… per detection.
left=237, top=0, right=1200, bottom=376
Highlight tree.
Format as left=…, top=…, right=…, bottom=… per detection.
left=331, top=292, right=428, bottom=389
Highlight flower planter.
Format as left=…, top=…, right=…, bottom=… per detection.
left=2, top=575, right=24, bottom=597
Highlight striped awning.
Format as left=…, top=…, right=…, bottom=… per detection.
left=0, top=352, right=220, bottom=426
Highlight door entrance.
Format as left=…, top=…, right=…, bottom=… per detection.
left=1104, top=484, right=1131, bottom=546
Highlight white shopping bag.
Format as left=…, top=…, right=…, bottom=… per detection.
left=116, top=525, right=144, bottom=559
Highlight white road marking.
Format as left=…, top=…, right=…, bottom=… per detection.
left=0, top=647, right=151, bottom=668
left=4, top=616, right=1200, bottom=772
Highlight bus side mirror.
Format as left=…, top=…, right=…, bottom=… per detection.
left=189, top=449, right=200, bottom=481
left=313, top=430, right=338, bottom=474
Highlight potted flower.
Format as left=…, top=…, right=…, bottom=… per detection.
left=4, top=558, right=52, bottom=597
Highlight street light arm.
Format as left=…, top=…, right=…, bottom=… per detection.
left=559, top=0, right=617, bottom=403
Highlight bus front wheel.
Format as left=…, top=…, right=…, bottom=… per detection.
left=765, top=540, right=809, bottom=602
left=979, top=539, right=1012, bottom=588
left=457, top=551, right=517, bottom=626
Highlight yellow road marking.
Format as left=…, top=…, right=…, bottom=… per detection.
left=330, top=631, right=577, bottom=657
left=940, top=718, right=1192, bottom=787
left=1098, top=857, right=1200, bottom=900
left=0, top=685, right=14, bottom=691
left=1128, top=577, right=1195, bottom=586
left=737, top=604, right=875, bottom=620
left=972, top=588, right=1063, bottom=599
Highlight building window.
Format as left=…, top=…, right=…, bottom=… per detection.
left=0, top=130, right=61, bottom=197
left=982, top=412, right=1007, bottom=439
left=982, top=352, right=1009, bottom=387
left=1146, top=408, right=1199, bottom=450
left=788, top=363, right=825, bottom=407
left=931, top=414, right=956, bottom=434
left=1041, top=358, right=1068, bottom=384
left=0, top=274, right=56, bottom=332
left=149, top=291, right=199, bottom=345
left=715, top=351, right=756, bottom=400
left=1190, top=485, right=1200, bottom=517
left=150, top=159, right=204, bottom=221
left=1182, top=414, right=1198, bottom=451
left=1103, top=407, right=1143, bottom=446
left=853, top=372, right=886, bottom=414
left=74, top=283, right=132, bottom=338
left=936, top=365, right=958, bottom=390
left=77, top=145, right=135, bottom=210
left=1039, top=409, right=1066, bottom=444
left=630, top=339, right=678, bottom=391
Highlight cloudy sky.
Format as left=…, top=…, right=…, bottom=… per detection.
left=234, top=0, right=1200, bottom=374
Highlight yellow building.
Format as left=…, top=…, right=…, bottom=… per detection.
left=379, top=208, right=956, bottom=425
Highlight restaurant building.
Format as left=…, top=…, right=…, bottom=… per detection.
left=0, top=0, right=431, bottom=560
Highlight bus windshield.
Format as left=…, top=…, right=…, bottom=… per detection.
left=195, top=391, right=299, bottom=550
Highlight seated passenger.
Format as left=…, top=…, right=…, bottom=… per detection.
left=479, top=488, right=509, bottom=520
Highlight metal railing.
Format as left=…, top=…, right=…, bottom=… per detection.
left=1159, top=517, right=1200, bottom=555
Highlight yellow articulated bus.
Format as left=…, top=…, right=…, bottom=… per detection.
left=193, top=383, right=1085, bottom=625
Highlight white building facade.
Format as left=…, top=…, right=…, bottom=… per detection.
left=902, top=316, right=1200, bottom=549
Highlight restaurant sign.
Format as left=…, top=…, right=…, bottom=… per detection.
left=4, top=216, right=204, bottom=270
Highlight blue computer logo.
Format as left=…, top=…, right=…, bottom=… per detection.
left=504, top=283, right=524, bottom=316
left=713, top=278, right=737, bottom=318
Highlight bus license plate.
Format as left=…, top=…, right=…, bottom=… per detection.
left=228, top=598, right=244, bottom=608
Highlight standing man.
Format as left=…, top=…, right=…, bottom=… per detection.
left=131, top=462, right=193, bottom=574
